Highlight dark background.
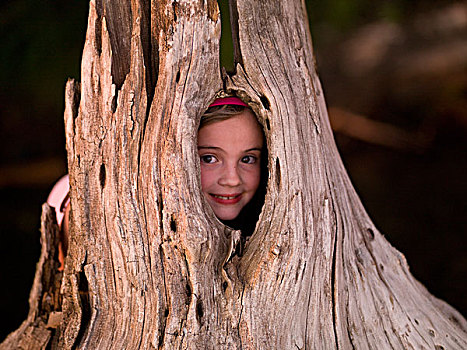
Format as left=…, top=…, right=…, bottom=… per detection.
left=1, top=0, right=466, bottom=339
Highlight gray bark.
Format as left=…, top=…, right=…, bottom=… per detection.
left=2, top=0, right=466, bottom=349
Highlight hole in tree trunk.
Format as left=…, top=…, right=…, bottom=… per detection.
left=367, top=228, right=375, bottom=241
left=196, top=299, right=204, bottom=324
left=198, top=96, right=268, bottom=241
left=170, top=215, right=177, bottom=232
left=265, top=118, right=271, bottom=130
left=260, top=95, right=270, bottom=110
left=99, top=164, right=106, bottom=188
left=186, top=283, right=192, bottom=298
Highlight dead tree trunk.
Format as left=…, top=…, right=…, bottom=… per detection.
left=2, top=0, right=466, bottom=349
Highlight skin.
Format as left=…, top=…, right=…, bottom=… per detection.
left=198, top=109, right=263, bottom=220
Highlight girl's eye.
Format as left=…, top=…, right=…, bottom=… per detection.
left=241, top=155, right=257, bottom=164
left=200, top=155, right=217, bottom=164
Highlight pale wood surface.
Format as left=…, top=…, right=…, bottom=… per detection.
left=2, top=0, right=466, bottom=349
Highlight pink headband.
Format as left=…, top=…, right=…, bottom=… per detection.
left=209, top=97, right=248, bottom=107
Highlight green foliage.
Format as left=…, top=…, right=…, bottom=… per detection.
left=218, top=0, right=235, bottom=72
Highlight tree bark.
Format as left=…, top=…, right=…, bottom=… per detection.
left=0, top=204, right=62, bottom=350
left=2, top=0, right=467, bottom=349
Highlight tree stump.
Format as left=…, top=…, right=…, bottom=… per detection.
left=2, top=0, right=466, bottom=348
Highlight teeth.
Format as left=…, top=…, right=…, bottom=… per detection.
left=214, top=195, right=237, bottom=200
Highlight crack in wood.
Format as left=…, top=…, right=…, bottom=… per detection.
left=275, top=157, right=281, bottom=191
left=157, top=245, right=169, bottom=347
left=228, top=0, right=243, bottom=71
left=259, top=95, right=270, bottom=110
left=195, top=299, right=204, bottom=325
left=140, top=0, right=157, bottom=106
left=72, top=263, right=92, bottom=348
left=94, top=1, right=103, bottom=55
left=5, top=1, right=467, bottom=348
left=102, top=0, right=132, bottom=89
left=99, top=163, right=106, bottom=188
left=265, top=117, right=270, bottom=131
left=170, top=214, right=177, bottom=232
left=329, top=197, right=340, bottom=350
left=237, top=284, right=246, bottom=349
left=128, top=91, right=136, bottom=136
left=172, top=1, right=178, bottom=23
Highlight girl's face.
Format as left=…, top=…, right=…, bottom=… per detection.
left=198, top=109, right=263, bottom=220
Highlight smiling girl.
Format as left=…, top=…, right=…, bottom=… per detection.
left=198, top=97, right=266, bottom=232
left=48, top=96, right=266, bottom=269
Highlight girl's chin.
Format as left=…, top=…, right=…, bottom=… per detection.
left=212, top=206, right=242, bottom=221
left=215, top=211, right=241, bottom=221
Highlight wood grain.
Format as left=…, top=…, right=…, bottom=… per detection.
left=2, top=0, right=466, bottom=348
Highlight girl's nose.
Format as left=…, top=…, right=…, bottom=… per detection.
left=218, top=164, right=242, bottom=187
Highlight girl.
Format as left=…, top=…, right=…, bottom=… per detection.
left=48, top=96, right=266, bottom=268
left=198, top=97, right=266, bottom=234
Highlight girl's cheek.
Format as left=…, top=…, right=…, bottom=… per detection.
left=200, top=167, right=215, bottom=186
left=253, top=167, right=262, bottom=186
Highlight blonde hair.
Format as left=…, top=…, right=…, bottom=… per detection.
left=199, top=104, right=247, bottom=129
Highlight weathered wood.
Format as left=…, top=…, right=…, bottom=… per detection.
left=59, top=0, right=231, bottom=348
left=0, top=204, right=62, bottom=350
left=226, top=2, right=467, bottom=348
left=2, top=0, right=466, bottom=349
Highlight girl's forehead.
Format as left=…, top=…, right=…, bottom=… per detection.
left=198, top=110, right=263, bottom=147
left=200, top=109, right=260, bottom=130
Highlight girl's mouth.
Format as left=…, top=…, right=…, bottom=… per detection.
left=210, top=193, right=242, bottom=204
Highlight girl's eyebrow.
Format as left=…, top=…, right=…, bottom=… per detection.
left=245, top=147, right=262, bottom=152
left=198, top=146, right=221, bottom=150
left=198, top=146, right=262, bottom=152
